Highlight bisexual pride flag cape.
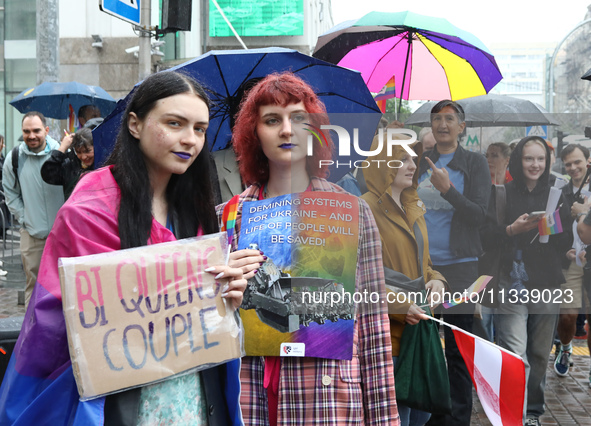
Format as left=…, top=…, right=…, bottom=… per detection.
left=0, top=167, right=243, bottom=426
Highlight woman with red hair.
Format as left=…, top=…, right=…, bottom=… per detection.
left=218, top=72, right=399, bottom=425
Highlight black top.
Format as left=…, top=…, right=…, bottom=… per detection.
left=481, top=139, right=570, bottom=289
left=40, top=149, right=94, bottom=199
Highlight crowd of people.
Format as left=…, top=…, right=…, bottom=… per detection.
left=0, top=70, right=588, bottom=426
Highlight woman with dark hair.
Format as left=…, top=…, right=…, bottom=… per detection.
left=41, top=127, right=96, bottom=199
left=417, top=100, right=491, bottom=426
left=0, top=71, right=263, bottom=425
left=481, top=136, right=570, bottom=426
left=219, top=72, right=399, bottom=425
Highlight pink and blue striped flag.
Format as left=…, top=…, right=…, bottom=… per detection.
left=538, top=210, right=563, bottom=236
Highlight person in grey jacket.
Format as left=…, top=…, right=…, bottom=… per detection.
left=2, top=111, right=65, bottom=307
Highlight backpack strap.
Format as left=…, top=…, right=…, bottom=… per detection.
left=11, top=145, right=19, bottom=185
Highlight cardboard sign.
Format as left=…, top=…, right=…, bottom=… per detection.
left=59, top=234, right=242, bottom=400
left=238, top=192, right=360, bottom=359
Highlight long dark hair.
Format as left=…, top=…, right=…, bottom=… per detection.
left=105, top=71, right=217, bottom=249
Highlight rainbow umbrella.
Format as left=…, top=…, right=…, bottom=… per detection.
left=313, top=11, right=502, bottom=106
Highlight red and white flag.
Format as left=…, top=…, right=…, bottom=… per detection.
left=452, top=329, right=525, bottom=426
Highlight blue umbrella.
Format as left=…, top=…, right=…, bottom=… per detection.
left=92, top=47, right=382, bottom=182
left=10, top=81, right=117, bottom=120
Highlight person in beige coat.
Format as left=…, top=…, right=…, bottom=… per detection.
left=362, top=136, right=446, bottom=426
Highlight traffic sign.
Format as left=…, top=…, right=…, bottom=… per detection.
left=100, top=0, right=141, bottom=26
left=526, top=125, right=548, bottom=139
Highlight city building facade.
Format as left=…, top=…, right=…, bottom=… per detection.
left=1, top=0, right=333, bottom=147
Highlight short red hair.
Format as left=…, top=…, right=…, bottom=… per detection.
left=232, top=72, right=334, bottom=185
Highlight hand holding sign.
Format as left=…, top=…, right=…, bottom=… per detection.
left=228, top=248, right=265, bottom=280
left=205, top=264, right=248, bottom=309
left=425, top=157, right=451, bottom=194
left=59, top=235, right=243, bottom=400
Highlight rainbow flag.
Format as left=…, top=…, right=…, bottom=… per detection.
left=376, top=99, right=387, bottom=113
left=67, top=104, right=76, bottom=133
left=221, top=194, right=240, bottom=246
left=538, top=210, right=563, bottom=236
left=374, top=76, right=396, bottom=101
left=443, top=275, right=492, bottom=309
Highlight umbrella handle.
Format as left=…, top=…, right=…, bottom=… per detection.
left=397, top=30, right=413, bottom=115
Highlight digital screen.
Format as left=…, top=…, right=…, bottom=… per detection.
left=209, top=0, right=304, bottom=37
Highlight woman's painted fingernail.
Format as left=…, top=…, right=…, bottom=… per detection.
left=259, top=262, right=264, bottom=266
left=259, top=250, right=264, bottom=255
left=263, top=256, right=268, bottom=261
left=254, top=269, right=259, bottom=274
left=222, top=284, right=229, bottom=293
left=204, top=267, right=215, bottom=272
left=215, top=272, right=225, bottom=279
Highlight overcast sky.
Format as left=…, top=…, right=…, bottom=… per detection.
left=330, top=0, right=591, bottom=47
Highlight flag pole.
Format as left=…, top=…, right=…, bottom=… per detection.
left=426, top=314, right=524, bottom=361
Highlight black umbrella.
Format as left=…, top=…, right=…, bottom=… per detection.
left=405, top=94, right=559, bottom=127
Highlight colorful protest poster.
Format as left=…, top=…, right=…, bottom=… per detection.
left=59, top=234, right=242, bottom=400
left=238, top=192, right=360, bottom=359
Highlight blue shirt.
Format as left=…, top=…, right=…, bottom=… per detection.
left=418, top=153, right=477, bottom=265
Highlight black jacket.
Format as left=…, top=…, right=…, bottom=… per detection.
left=40, top=149, right=94, bottom=199
left=480, top=139, right=570, bottom=289
left=418, top=143, right=491, bottom=260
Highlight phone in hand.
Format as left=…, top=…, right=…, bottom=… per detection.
left=526, top=211, right=545, bottom=221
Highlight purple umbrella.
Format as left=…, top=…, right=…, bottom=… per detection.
left=314, top=11, right=502, bottom=104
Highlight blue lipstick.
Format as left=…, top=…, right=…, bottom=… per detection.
left=174, top=152, right=191, bottom=160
